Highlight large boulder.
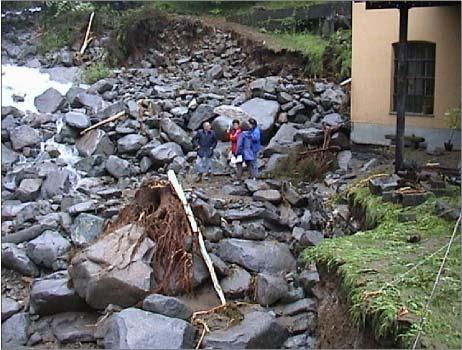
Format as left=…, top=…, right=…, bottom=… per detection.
left=105, top=155, right=130, bottom=178
left=1, top=243, right=39, bottom=276
left=73, top=92, right=104, bottom=113
left=95, top=101, right=127, bottom=120
left=149, top=142, right=184, bottom=166
left=221, top=265, right=252, bottom=298
left=253, top=189, right=282, bottom=204
left=211, top=115, right=232, bottom=141
left=1, top=312, right=30, bottom=347
left=76, top=129, right=115, bottom=157
left=69, top=224, right=154, bottom=309
left=40, top=168, right=75, bottom=199
left=29, top=271, right=88, bottom=315
left=217, top=239, right=296, bottom=273
left=160, top=118, right=193, bottom=152
left=51, top=312, right=99, bottom=344
left=255, top=273, right=288, bottom=306
left=207, top=64, right=223, bottom=80
left=70, top=213, right=104, bottom=247
left=64, top=111, right=91, bottom=130
left=1, top=296, right=22, bottom=321
left=34, top=87, right=66, bottom=113
left=16, top=178, right=42, bottom=202
left=142, top=294, right=193, bottom=320
left=240, top=98, right=279, bottom=142
left=96, top=308, right=196, bottom=349
left=9, top=125, right=41, bottom=150
left=264, top=123, right=298, bottom=157
left=2, top=143, right=19, bottom=169
left=250, top=77, right=280, bottom=96
left=203, top=311, right=288, bottom=349
left=187, top=104, right=214, bottom=130
left=26, top=230, right=71, bottom=270
left=117, top=134, right=148, bottom=153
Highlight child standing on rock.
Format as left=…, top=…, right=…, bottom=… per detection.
left=192, top=121, right=217, bottom=182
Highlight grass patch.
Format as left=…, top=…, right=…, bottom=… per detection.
left=82, top=62, right=112, bottom=84
left=302, top=183, right=461, bottom=348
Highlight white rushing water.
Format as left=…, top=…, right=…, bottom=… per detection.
left=1, top=65, right=73, bottom=113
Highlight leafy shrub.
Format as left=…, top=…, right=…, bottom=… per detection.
left=82, top=62, right=112, bottom=84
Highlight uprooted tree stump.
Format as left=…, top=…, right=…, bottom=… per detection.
left=69, top=178, right=208, bottom=310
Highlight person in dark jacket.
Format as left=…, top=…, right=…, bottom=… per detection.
left=248, top=118, right=261, bottom=178
left=192, top=121, right=217, bottom=181
left=235, top=121, right=258, bottom=180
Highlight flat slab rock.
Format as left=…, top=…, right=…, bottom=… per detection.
left=96, top=308, right=196, bottom=349
left=217, top=238, right=296, bottom=274
left=203, top=311, right=288, bottom=349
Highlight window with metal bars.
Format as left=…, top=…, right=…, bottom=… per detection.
left=392, top=41, right=435, bottom=115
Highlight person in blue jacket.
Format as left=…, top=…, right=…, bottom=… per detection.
left=236, top=118, right=261, bottom=180
left=192, top=121, right=217, bottom=182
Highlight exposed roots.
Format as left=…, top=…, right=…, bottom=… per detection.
left=103, top=179, right=195, bottom=295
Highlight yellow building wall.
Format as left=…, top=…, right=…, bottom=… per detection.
left=351, top=2, right=461, bottom=130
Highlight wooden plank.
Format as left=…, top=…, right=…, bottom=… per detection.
left=167, top=170, right=227, bottom=305
left=80, top=12, right=95, bottom=55
left=80, top=111, right=126, bottom=135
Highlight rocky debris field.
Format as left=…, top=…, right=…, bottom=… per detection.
left=1, top=9, right=392, bottom=350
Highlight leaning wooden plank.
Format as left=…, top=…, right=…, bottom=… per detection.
left=80, top=111, right=126, bottom=135
left=167, top=169, right=227, bottom=305
left=80, top=11, right=95, bottom=55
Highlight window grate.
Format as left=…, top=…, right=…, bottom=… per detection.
left=392, top=42, right=435, bottom=115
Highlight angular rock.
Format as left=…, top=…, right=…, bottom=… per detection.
left=95, top=101, right=127, bottom=120
left=250, top=77, right=280, bottom=95
left=191, top=198, right=221, bottom=226
left=243, top=222, right=266, bottom=240
left=34, top=87, right=66, bottom=113
left=29, top=271, right=88, bottom=315
left=64, top=111, right=91, bottom=130
left=97, top=308, right=196, bottom=349
left=203, top=311, right=288, bottom=349
left=1, top=312, right=30, bottom=347
left=76, top=129, right=115, bottom=157
left=1, top=243, right=39, bottom=276
left=89, top=79, right=114, bottom=94
left=2, top=143, right=19, bottom=169
left=253, top=189, right=282, bottom=204
left=221, top=265, right=252, bottom=298
left=203, top=227, right=224, bottom=242
left=321, top=112, right=343, bottom=127
left=69, top=225, right=154, bottom=309
left=281, top=182, right=307, bottom=207
left=105, top=155, right=131, bottom=178
left=209, top=253, right=229, bottom=276
left=264, top=154, right=289, bottom=174
left=67, top=200, right=97, bottom=215
left=149, top=142, right=183, bottom=166
left=222, top=184, right=251, bottom=196
left=142, top=294, right=193, bottom=320
left=217, top=239, right=296, bottom=273
left=255, top=273, right=289, bottom=306
left=74, top=92, right=104, bottom=113
left=212, top=115, right=232, bottom=141
left=369, top=174, right=400, bottom=195
left=51, top=312, right=98, bottom=343
left=188, top=104, right=214, bottom=130
left=1, top=296, right=22, bottom=321
left=75, top=155, right=107, bottom=177
left=16, top=178, right=42, bottom=202
left=170, top=106, right=189, bottom=117
left=282, top=298, right=317, bottom=316
left=70, top=213, right=104, bottom=247
left=160, top=118, right=193, bottom=151
left=292, top=228, right=323, bottom=246
left=222, top=207, right=265, bottom=221
left=240, top=98, right=279, bottom=142
left=207, top=64, right=223, bottom=80
left=26, top=230, right=71, bottom=270
left=298, top=270, right=320, bottom=296
left=117, top=134, right=148, bottom=153
left=9, top=125, right=41, bottom=150
left=244, top=179, right=270, bottom=193
left=40, top=168, right=74, bottom=199
left=264, top=123, right=298, bottom=157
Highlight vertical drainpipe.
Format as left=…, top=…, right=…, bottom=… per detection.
left=395, top=4, right=409, bottom=173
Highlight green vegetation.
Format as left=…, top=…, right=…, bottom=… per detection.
left=303, top=182, right=461, bottom=348
left=82, top=62, right=112, bottom=84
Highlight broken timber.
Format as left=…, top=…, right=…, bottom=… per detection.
left=80, top=111, right=126, bottom=135
left=80, top=11, right=95, bottom=55
left=167, top=170, right=227, bottom=305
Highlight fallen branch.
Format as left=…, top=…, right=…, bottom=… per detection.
left=80, top=111, right=126, bottom=135
left=80, top=11, right=95, bottom=55
left=167, top=170, right=227, bottom=305
left=299, top=145, right=341, bottom=156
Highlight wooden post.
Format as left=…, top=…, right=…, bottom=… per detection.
left=395, top=5, right=409, bottom=173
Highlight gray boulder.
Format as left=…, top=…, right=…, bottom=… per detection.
left=2, top=143, right=19, bottom=169
left=253, top=189, right=282, bottom=204
left=9, top=125, right=41, bottom=150
left=321, top=112, right=343, bottom=127
left=264, top=123, right=298, bottom=157
left=40, top=168, right=74, bottom=199
left=76, top=129, right=115, bottom=157
left=29, top=271, right=88, bottom=315
left=26, top=230, right=71, bottom=270
left=69, top=225, right=154, bottom=309
left=207, top=64, right=223, bottom=80
left=221, top=265, right=252, bottom=298
left=89, top=79, right=114, bottom=94
left=282, top=298, right=317, bottom=316
left=142, top=294, right=193, bottom=320
left=105, top=155, right=130, bottom=178
left=117, top=134, right=148, bottom=153
left=294, top=128, right=324, bottom=145
left=149, top=142, right=183, bottom=166
left=187, top=104, right=214, bottom=130
left=1, top=296, right=22, bottom=321
left=244, top=179, right=270, bottom=193
left=217, top=239, right=296, bottom=273
left=74, top=92, right=104, bottom=113
left=1, top=243, right=39, bottom=276
left=264, top=154, right=289, bottom=174
left=212, top=115, right=232, bottom=141
left=250, top=77, right=280, bottom=95
left=292, top=228, right=324, bottom=246
left=1, top=312, right=30, bottom=347
left=170, top=106, right=189, bottom=117
left=255, top=273, right=289, bottom=306
left=160, top=118, right=193, bottom=151
left=222, top=207, right=265, bottom=221
left=16, top=178, right=42, bottom=202
left=70, top=213, right=104, bottom=247
left=34, top=88, right=66, bottom=113
left=64, top=111, right=91, bottom=130
left=203, top=311, right=288, bottom=349
left=95, top=101, right=127, bottom=120
left=97, top=308, right=196, bottom=349
left=240, top=98, right=279, bottom=142
left=51, top=312, right=98, bottom=343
